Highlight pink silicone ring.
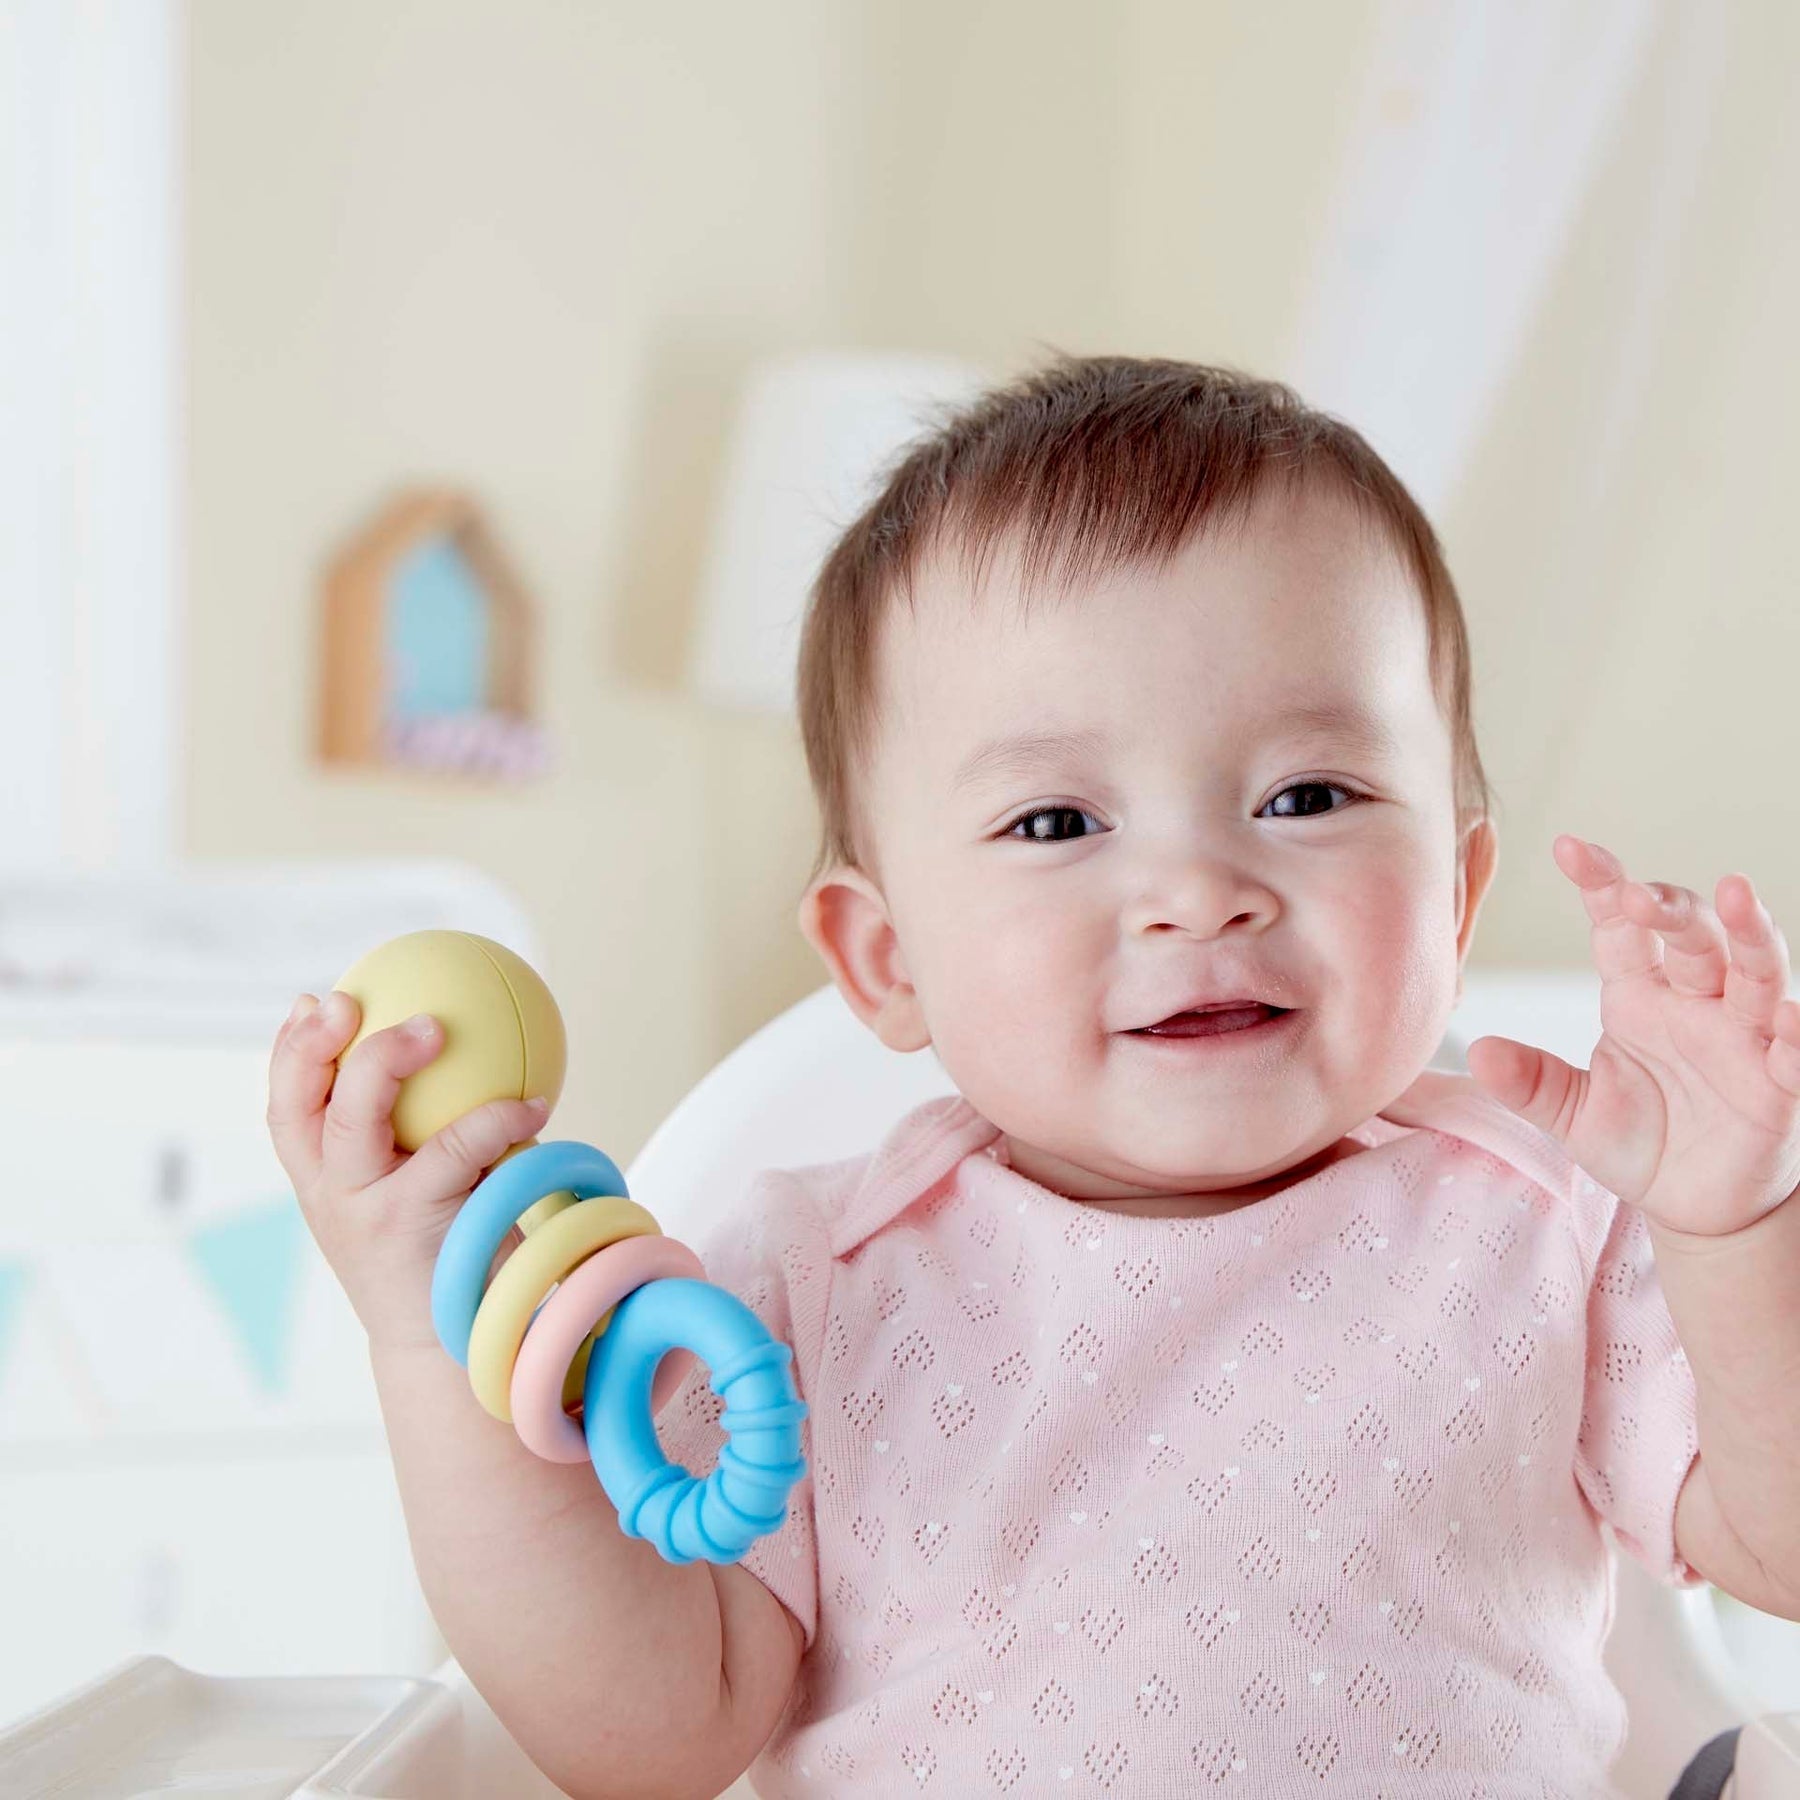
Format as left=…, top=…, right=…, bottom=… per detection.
left=510, top=1234, right=707, bottom=1462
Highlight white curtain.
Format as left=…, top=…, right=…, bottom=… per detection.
left=0, top=0, right=181, bottom=871
left=1285, top=0, right=1725, bottom=520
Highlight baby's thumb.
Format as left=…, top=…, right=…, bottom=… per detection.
left=387, top=1095, right=551, bottom=1213
left=1464, top=1035, right=1586, bottom=1148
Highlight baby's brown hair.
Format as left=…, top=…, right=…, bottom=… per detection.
left=795, top=353, right=1493, bottom=888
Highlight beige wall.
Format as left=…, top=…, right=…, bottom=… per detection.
left=186, top=0, right=1799, bottom=1162
left=186, top=0, right=863, bottom=1156
left=1448, top=1, right=1800, bottom=960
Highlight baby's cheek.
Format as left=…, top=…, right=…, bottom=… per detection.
left=937, top=884, right=1077, bottom=1003
left=1329, top=862, right=1462, bottom=1043
left=917, top=897, right=1096, bottom=1081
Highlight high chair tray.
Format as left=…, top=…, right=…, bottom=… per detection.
left=0, top=1655, right=461, bottom=1798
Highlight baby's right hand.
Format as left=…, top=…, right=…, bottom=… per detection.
left=265, top=991, right=550, bottom=1353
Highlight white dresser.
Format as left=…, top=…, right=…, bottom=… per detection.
left=0, top=862, right=536, bottom=1726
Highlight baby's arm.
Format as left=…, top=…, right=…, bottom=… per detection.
left=1653, top=1195, right=1800, bottom=1618
left=264, top=993, right=802, bottom=1798
left=371, top=1337, right=805, bottom=1800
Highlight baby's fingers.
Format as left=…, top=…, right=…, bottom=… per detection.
left=267, top=992, right=361, bottom=1184
left=382, top=1094, right=550, bottom=1216
left=321, top=1004, right=446, bottom=1191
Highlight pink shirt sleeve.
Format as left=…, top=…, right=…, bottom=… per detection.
left=649, top=1168, right=830, bottom=1649
left=1574, top=1192, right=1704, bottom=1586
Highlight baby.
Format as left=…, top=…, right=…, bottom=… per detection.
left=267, top=355, right=1800, bottom=1799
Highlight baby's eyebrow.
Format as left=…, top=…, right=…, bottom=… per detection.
left=949, top=702, right=1400, bottom=795
left=1270, top=700, right=1403, bottom=762
left=950, top=725, right=1115, bottom=795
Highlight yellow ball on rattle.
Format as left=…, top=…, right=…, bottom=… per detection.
left=333, top=928, right=568, bottom=1152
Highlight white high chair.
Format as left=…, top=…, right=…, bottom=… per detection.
left=4, top=976, right=1797, bottom=1797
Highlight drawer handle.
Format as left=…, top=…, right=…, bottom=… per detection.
left=155, top=1144, right=189, bottom=1214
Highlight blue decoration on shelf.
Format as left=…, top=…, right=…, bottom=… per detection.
left=188, top=1199, right=310, bottom=1395
left=387, top=531, right=493, bottom=720
left=0, top=1261, right=25, bottom=1395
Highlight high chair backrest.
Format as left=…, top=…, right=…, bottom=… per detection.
left=618, top=970, right=1563, bottom=1238
left=621, top=967, right=1777, bottom=1264
left=623, top=982, right=957, bottom=1243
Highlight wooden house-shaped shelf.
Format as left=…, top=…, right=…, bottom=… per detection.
left=318, top=489, right=549, bottom=779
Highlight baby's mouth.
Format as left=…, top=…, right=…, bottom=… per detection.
left=1131, top=1004, right=1290, bottom=1038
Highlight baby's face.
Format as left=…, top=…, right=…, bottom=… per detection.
left=805, top=480, right=1496, bottom=1209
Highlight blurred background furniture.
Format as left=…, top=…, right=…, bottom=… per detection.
left=0, top=861, right=538, bottom=1729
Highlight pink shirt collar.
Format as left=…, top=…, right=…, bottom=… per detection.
left=829, top=1067, right=1586, bottom=1260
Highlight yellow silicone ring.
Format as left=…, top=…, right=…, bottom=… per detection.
left=466, top=1194, right=661, bottom=1422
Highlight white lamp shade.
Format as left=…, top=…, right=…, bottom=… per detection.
left=690, top=349, right=987, bottom=714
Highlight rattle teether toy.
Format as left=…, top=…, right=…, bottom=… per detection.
left=333, top=929, right=808, bottom=1565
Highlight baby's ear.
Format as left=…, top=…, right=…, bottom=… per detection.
left=1456, top=816, right=1500, bottom=965
left=796, top=866, right=931, bottom=1053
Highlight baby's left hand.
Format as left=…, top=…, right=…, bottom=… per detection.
left=1465, top=835, right=1800, bottom=1236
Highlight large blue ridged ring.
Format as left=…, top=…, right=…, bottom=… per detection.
left=585, top=1277, right=808, bottom=1565
left=432, top=1140, right=628, bottom=1365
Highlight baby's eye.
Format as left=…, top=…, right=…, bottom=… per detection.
left=1261, top=781, right=1362, bottom=818
left=1002, top=783, right=1363, bottom=841
left=1004, top=805, right=1100, bottom=843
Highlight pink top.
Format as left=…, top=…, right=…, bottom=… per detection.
left=653, top=1068, right=1701, bottom=1798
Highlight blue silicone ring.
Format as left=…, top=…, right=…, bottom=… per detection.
left=584, top=1277, right=808, bottom=1565
left=432, top=1139, right=628, bottom=1365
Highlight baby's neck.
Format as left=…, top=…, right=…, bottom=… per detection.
left=1013, top=1133, right=1368, bottom=1219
